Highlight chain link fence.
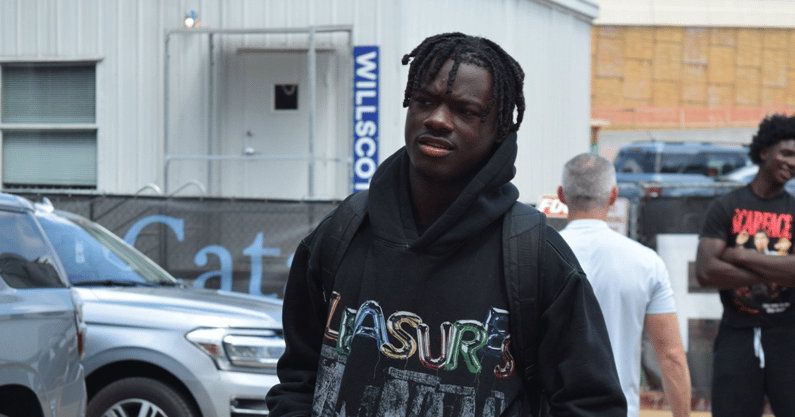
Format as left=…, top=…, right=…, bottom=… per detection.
left=625, top=183, right=749, bottom=411
left=18, top=191, right=340, bottom=298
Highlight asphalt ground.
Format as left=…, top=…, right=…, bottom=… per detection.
left=638, top=391, right=775, bottom=416
left=640, top=412, right=774, bottom=417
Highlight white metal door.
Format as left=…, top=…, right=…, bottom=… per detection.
left=235, top=51, right=331, bottom=199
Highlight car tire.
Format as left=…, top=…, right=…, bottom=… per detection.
left=87, top=377, right=197, bottom=417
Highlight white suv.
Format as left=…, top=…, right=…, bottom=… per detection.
left=34, top=200, right=285, bottom=417
left=0, top=193, right=87, bottom=417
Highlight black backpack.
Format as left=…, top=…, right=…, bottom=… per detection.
left=317, top=190, right=548, bottom=416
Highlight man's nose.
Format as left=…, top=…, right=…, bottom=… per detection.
left=424, top=105, right=453, bottom=132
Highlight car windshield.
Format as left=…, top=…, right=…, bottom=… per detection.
left=616, top=148, right=749, bottom=176
left=614, top=151, right=656, bottom=173
left=0, top=210, right=66, bottom=288
left=660, top=153, right=696, bottom=173
left=37, top=213, right=179, bottom=286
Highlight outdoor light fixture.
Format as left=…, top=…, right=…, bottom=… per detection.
left=184, top=10, right=198, bottom=29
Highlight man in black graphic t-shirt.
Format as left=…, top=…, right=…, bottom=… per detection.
left=696, top=113, right=795, bottom=416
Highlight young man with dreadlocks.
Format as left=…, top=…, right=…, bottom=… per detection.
left=266, top=33, right=625, bottom=417
left=696, top=114, right=795, bottom=416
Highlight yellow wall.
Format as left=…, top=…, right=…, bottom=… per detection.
left=592, top=26, right=795, bottom=128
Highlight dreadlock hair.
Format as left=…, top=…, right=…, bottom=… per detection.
left=749, top=113, right=795, bottom=164
left=401, top=32, right=526, bottom=140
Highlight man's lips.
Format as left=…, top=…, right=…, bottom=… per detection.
left=417, top=136, right=453, bottom=158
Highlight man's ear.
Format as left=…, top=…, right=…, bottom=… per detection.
left=608, top=186, right=618, bottom=207
left=557, top=186, right=567, bottom=204
left=759, top=145, right=771, bottom=163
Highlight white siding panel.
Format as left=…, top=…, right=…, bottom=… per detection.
left=18, top=1, right=39, bottom=53
left=41, top=0, right=56, bottom=55
left=97, top=0, right=118, bottom=191
left=116, top=0, right=137, bottom=191
left=167, top=32, right=211, bottom=194
left=0, top=1, right=18, bottom=53
left=138, top=0, right=163, bottom=194
left=82, top=0, right=100, bottom=54
left=514, top=1, right=594, bottom=203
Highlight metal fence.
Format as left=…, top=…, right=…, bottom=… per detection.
left=626, top=183, right=744, bottom=409
left=18, top=185, right=737, bottom=298
left=19, top=191, right=340, bottom=298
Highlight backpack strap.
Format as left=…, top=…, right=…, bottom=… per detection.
left=502, top=201, right=547, bottom=415
left=319, top=190, right=369, bottom=303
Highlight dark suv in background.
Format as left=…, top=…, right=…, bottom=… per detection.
left=614, top=141, right=752, bottom=198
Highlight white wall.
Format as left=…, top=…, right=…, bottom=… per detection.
left=1, top=0, right=597, bottom=203
left=656, top=234, right=723, bottom=351
left=0, top=0, right=169, bottom=194
left=348, top=0, right=600, bottom=203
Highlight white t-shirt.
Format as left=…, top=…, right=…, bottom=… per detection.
left=560, top=219, right=677, bottom=417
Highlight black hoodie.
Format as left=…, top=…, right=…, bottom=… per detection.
left=267, top=134, right=626, bottom=417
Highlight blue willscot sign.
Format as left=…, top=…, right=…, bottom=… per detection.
left=352, top=46, right=379, bottom=192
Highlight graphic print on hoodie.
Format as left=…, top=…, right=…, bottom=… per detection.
left=310, top=134, right=526, bottom=417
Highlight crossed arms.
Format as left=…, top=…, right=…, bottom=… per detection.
left=696, top=237, right=795, bottom=289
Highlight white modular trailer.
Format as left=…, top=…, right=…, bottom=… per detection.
left=0, top=0, right=597, bottom=203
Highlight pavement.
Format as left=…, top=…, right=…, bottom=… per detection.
left=640, top=413, right=773, bottom=417
left=638, top=391, right=775, bottom=416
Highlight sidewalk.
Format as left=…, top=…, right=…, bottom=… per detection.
left=639, top=391, right=775, bottom=416
left=641, top=413, right=774, bottom=417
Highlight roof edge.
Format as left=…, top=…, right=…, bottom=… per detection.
left=533, top=0, right=600, bottom=21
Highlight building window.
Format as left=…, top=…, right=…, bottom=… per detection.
left=274, top=84, right=298, bottom=110
left=1, top=63, right=97, bottom=189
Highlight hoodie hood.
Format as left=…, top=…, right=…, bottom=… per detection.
left=368, top=132, right=519, bottom=253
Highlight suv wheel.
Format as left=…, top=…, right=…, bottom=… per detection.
left=87, top=377, right=197, bottom=417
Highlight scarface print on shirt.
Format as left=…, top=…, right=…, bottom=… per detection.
left=730, top=208, right=793, bottom=315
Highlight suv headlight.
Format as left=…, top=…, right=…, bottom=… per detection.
left=186, top=328, right=285, bottom=373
